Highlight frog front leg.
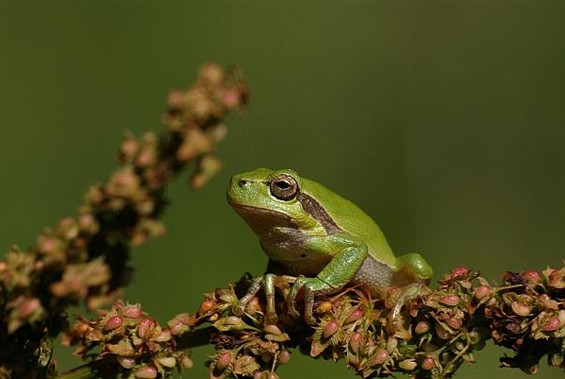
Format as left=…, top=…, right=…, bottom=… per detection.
left=288, top=233, right=368, bottom=325
left=233, top=272, right=278, bottom=324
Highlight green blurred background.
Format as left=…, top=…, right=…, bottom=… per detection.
left=1, top=1, right=563, bottom=378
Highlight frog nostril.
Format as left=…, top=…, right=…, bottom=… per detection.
left=238, top=179, right=249, bottom=187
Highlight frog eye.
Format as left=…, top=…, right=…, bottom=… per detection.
left=270, top=174, right=299, bottom=201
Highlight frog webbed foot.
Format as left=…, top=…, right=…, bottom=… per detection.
left=385, top=282, right=430, bottom=333
left=287, top=276, right=337, bottom=325
left=233, top=273, right=291, bottom=325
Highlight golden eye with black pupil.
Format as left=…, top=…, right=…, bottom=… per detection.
left=270, top=174, right=299, bottom=200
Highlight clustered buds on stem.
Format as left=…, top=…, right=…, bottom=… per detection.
left=190, top=265, right=563, bottom=379
left=61, top=301, right=194, bottom=378
left=0, top=63, right=248, bottom=378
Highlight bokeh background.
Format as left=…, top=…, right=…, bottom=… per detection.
left=1, top=1, right=563, bottom=378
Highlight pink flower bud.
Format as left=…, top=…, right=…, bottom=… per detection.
left=446, top=317, right=463, bottom=330
left=199, top=299, right=215, bottom=314
left=439, top=295, right=460, bottom=307
left=117, top=356, right=136, bottom=369
left=138, top=318, right=154, bottom=338
left=373, top=349, right=389, bottom=365
left=345, top=308, right=364, bottom=324
left=122, top=305, right=142, bottom=319
left=415, top=321, right=430, bottom=334
left=349, top=332, right=363, bottom=354
left=511, top=301, right=532, bottom=317
left=322, top=319, right=340, bottom=339
left=451, top=267, right=471, bottom=277
left=18, top=297, right=41, bottom=319
left=421, top=356, right=436, bottom=370
left=474, top=285, right=492, bottom=300
left=104, top=316, right=123, bottom=331
left=278, top=349, right=291, bottom=365
left=522, top=270, right=540, bottom=283
left=542, top=316, right=561, bottom=332
left=216, top=351, right=232, bottom=371
left=134, top=366, right=157, bottom=379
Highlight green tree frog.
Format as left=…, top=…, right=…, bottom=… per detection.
left=227, top=168, right=433, bottom=324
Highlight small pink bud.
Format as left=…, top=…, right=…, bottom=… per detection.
left=117, top=356, right=136, bottom=369
left=216, top=351, right=232, bottom=371
left=122, top=305, right=143, bottom=319
left=349, top=332, right=363, bottom=354
left=439, top=295, right=460, bottom=307
left=18, top=297, right=41, bottom=319
left=138, top=318, right=154, bottom=338
left=373, top=349, right=389, bottom=365
left=104, top=316, right=123, bottom=331
left=322, top=319, right=340, bottom=339
left=415, top=321, right=430, bottom=334
left=278, top=349, right=291, bottom=365
left=511, top=301, right=532, bottom=317
left=446, top=317, right=463, bottom=330
left=421, top=356, right=436, bottom=371
left=542, top=316, right=561, bottom=332
left=134, top=366, right=157, bottom=379
left=451, top=267, right=470, bottom=277
left=522, top=270, right=540, bottom=283
left=548, top=268, right=565, bottom=289
left=345, top=308, right=364, bottom=324
left=199, top=299, right=215, bottom=315
left=474, top=285, right=493, bottom=300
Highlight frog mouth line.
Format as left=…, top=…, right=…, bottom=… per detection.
left=227, top=200, right=295, bottom=228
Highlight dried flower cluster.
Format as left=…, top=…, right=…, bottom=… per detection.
left=486, top=267, right=565, bottom=373
left=60, top=302, right=194, bottom=379
left=191, top=265, right=564, bottom=379
left=0, top=63, right=248, bottom=378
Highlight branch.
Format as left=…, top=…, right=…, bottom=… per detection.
left=0, top=63, right=248, bottom=378
left=60, top=266, right=564, bottom=379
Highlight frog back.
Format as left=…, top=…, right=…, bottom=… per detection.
left=300, top=177, right=396, bottom=267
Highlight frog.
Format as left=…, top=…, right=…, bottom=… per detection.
left=227, top=168, right=433, bottom=325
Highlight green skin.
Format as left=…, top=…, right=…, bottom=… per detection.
left=227, top=168, right=433, bottom=325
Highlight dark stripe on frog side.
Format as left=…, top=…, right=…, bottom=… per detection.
left=296, top=192, right=342, bottom=234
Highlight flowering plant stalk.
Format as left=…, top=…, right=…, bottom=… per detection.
left=60, top=265, right=564, bottom=379
left=0, top=63, right=248, bottom=378
left=1, top=63, right=563, bottom=379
